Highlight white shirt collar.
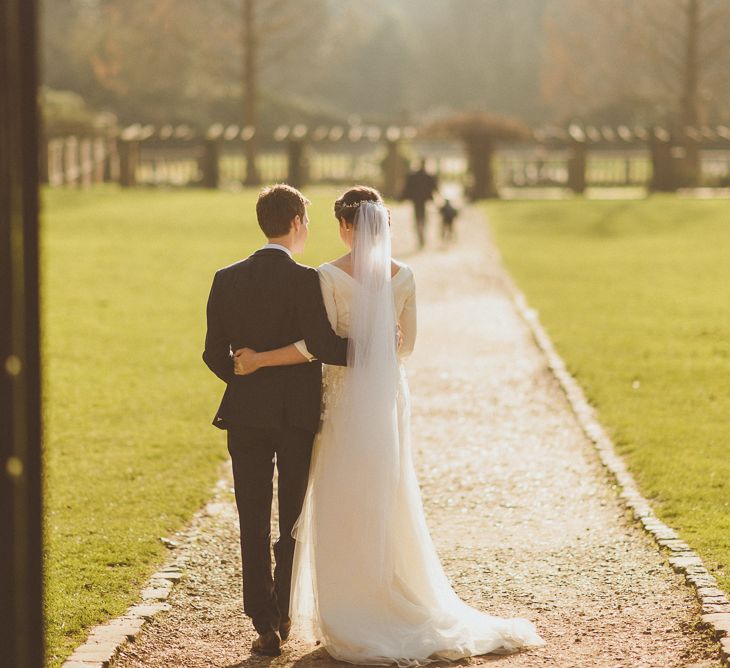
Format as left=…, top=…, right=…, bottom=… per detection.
left=262, top=243, right=292, bottom=258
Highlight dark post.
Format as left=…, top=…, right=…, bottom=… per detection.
left=381, top=131, right=407, bottom=198
left=118, top=139, right=139, bottom=188
left=466, top=135, right=498, bottom=200
left=200, top=138, right=221, bottom=189
left=287, top=138, right=308, bottom=189
left=568, top=141, right=587, bottom=194
left=567, top=125, right=587, bottom=194
left=677, top=127, right=701, bottom=188
left=649, top=127, right=677, bottom=192
left=0, top=1, right=45, bottom=667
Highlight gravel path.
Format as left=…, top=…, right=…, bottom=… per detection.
left=113, top=205, right=720, bottom=668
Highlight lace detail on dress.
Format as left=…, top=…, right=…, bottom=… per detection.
left=321, top=365, right=347, bottom=421
left=322, top=364, right=408, bottom=422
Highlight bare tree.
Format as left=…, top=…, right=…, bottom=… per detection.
left=242, top=0, right=258, bottom=184
left=627, top=0, right=730, bottom=130
left=50, top=0, right=228, bottom=124
left=622, top=0, right=730, bottom=182
left=236, top=0, right=330, bottom=185
left=542, top=0, right=730, bottom=129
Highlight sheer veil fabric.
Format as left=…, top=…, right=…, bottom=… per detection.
left=290, top=201, right=544, bottom=665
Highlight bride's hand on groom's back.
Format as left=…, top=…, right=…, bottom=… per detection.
left=233, top=348, right=260, bottom=375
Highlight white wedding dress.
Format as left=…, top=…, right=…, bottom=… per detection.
left=291, top=203, right=544, bottom=665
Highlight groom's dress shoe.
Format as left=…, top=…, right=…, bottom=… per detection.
left=251, top=631, right=281, bottom=656
left=279, top=618, right=292, bottom=643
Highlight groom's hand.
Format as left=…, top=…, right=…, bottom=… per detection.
left=233, top=347, right=260, bottom=375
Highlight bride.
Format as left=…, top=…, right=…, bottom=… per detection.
left=234, top=186, right=544, bottom=665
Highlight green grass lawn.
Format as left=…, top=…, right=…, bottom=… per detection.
left=487, top=196, right=730, bottom=594
left=42, top=186, right=346, bottom=666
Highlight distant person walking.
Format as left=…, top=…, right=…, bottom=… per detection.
left=401, top=161, right=438, bottom=249
left=439, top=198, right=459, bottom=242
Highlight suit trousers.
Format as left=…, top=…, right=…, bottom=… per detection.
left=227, top=423, right=314, bottom=635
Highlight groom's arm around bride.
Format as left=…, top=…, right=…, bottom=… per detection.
left=202, top=183, right=347, bottom=434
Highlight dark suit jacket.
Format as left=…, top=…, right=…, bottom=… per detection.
left=401, top=169, right=438, bottom=204
left=203, top=248, right=348, bottom=434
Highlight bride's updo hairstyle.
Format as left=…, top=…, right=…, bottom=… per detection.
left=334, top=186, right=383, bottom=226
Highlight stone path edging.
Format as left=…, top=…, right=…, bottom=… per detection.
left=491, top=224, right=730, bottom=666
left=60, top=478, right=229, bottom=668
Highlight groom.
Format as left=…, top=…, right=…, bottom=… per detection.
left=203, top=184, right=348, bottom=656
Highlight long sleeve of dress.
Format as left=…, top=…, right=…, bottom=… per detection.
left=294, top=266, right=347, bottom=366
left=294, top=267, right=339, bottom=361
left=397, top=271, right=417, bottom=359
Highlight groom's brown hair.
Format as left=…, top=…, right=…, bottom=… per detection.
left=256, top=184, right=310, bottom=238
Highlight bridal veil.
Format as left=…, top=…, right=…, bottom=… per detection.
left=290, top=201, right=544, bottom=665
